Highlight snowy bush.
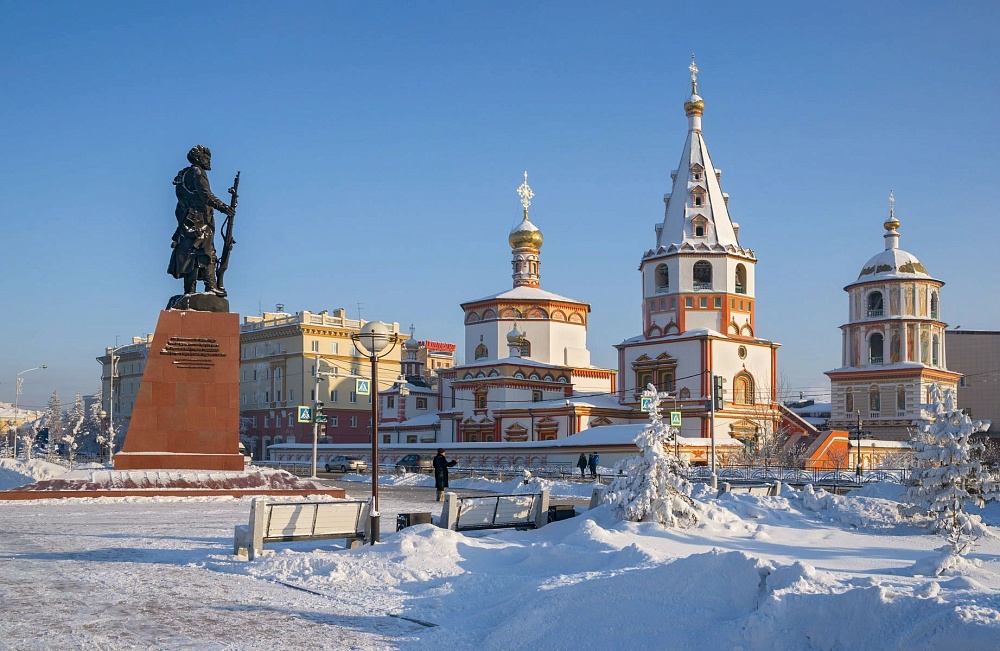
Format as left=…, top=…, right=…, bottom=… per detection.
left=905, top=383, right=999, bottom=557
left=604, top=385, right=698, bottom=527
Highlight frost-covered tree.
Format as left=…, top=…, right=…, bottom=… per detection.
left=62, top=393, right=87, bottom=470
left=906, top=383, right=1000, bottom=557
left=44, top=391, right=63, bottom=460
left=604, top=384, right=698, bottom=527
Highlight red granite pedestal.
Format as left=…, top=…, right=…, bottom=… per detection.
left=114, top=309, right=246, bottom=471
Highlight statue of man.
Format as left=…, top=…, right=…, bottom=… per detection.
left=168, top=145, right=234, bottom=295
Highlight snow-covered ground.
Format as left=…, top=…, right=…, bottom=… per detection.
left=2, top=461, right=1000, bottom=650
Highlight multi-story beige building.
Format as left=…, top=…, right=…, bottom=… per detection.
left=946, top=330, right=999, bottom=437
left=96, top=336, right=153, bottom=421
left=238, top=308, right=409, bottom=455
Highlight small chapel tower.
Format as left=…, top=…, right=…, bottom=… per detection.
left=826, top=194, right=961, bottom=440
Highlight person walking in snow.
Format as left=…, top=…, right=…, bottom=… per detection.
left=589, top=453, right=599, bottom=479
left=577, top=453, right=588, bottom=478
left=433, top=448, right=457, bottom=501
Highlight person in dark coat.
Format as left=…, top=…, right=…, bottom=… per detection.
left=434, top=448, right=457, bottom=501
left=589, top=453, right=599, bottom=478
left=577, top=453, right=588, bottom=478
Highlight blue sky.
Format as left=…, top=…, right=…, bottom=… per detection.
left=2, top=1, right=999, bottom=408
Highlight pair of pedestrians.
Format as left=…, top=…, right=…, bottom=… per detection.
left=577, top=452, right=600, bottom=478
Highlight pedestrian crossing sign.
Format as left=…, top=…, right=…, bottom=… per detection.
left=640, top=397, right=653, bottom=412
left=356, top=379, right=371, bottom=395
left=297, top=406, right=312, bottom=423
left=670, top=411, right=682, bottom=427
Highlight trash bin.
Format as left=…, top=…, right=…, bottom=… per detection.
left=396, top=512, right=433, bottom=531
left=547, top=504, right=576, bottom=523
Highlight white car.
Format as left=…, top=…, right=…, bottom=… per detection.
left=324, top=455, right=369, bottom=473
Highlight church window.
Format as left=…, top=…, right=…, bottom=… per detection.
left=869, top=385, right=881, bottom=413
left=733, top=373, right=754, bottom=405
left=932, top=334, right=939, bottom=366
left=638, top=372, right=653, bottom=390
left=679, top=387, right=691, bottom=400
left=869, top=333, right=884, bottom=365
left=693, top=261, right=712, bottom=289
left=700, top=298, right=707, bottom=308
left=657, top=370, right=674, bottom=392
left=656, top=264, right=669, bottom=292
left=475, top=342, right=488, bottom=360
left=694, top=195, right=704, bottom=207
left=659, top=299, right=665, bottom=310
left=739, top=300, right=744, bottom=310
left=532, top=390, right=543, bottom=402
left=670, top=298, right=676, bottom=309
left=387, top=396, right=395, bottom=408
left=897, top=385, right=906, bottom=411
left=692, top=217, right=708, bottom=238
left=735, top=264, right=747, bottom=295
left=685, top=298, right=693, bottom=308
left=715, top=297, right=722, bottom=308
left=416, top=398, right=427, bottom=409
left=475, top=393, right=487, bottom=409
left=867, top=292, right=884, bottom=318
left=845, top=387, right=854, bottom=414
left=930, top=292, right=939, bottom=319
left=520, top=339, right=531, bottom=357
left=730, top=298, right=735, bottom=309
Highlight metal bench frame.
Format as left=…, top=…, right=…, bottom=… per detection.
left=439, top=489, right=549, bottom=532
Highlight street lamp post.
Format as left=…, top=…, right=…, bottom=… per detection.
left=99, top=409, right=108, bottom=463
left=310, top=354, right=337, bottom=479
left=351, top=321, right=399, bottom=545
left=12, top=365, right=48, bottom=459
left=854, top=410, right=863, bottom=482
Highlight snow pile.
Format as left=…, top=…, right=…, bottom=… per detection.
left=0, top=458, right=69, bottom=490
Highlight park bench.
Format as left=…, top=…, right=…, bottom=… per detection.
left=717, top=481, right=781, bottom=498
left=439, top=489, right=549, bottom=532
left=233, top=497, right=371, bottom=560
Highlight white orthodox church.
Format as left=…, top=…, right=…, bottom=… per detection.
left=825, top=196, right=961, bottom=440
left=381, top=173, right=619, bottom=443
left=615, top=60, right=782, bottom=447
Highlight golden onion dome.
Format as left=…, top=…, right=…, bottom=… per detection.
left=684, top=91, right=704, bottom=117
left=509, top=215, right=544, bottom=250
left=506, top=324, right=524, bottom=345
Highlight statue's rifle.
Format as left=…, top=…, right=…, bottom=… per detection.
left=216, top=171, right=240, bottom=295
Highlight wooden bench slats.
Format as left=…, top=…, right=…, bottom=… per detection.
left=235, top=498, right=370, bottom=560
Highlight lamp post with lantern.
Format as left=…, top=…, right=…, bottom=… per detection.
left=350, top=321, right=400, bottom=544
left=13, top=365, right=48, bottom=459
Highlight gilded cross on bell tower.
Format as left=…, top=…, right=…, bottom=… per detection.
left=689, top=54, right=699, bottom=93
left=516, top=171, right=534, bottom=218
left=889, top=191, right=895, bottom=219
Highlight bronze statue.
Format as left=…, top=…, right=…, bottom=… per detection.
left=168, top=145, right=238, bottom=297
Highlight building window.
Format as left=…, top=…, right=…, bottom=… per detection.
left=350, top=391, right=357, bottom=403
left=897, top=385, right=906, bottom=411
left=867, top=291, right=884, bottom=318
left=520, top=339, right=531, bottom=357
left=932, top=335, right=940, bottom=366
left=287, top=414, right=293, bottom=428
left=311, top=340, right=319, bottom=352
left=656, top=264, right=669, bottom=292
left=475, top=343, right=489, bottom=360
left=475, top=393, right=487, bottom=409
left=930, top=292, right=939, bottom=319
left=735, top=264, right=747, bottom=295
left=331, top=342, right=339, bottom=354
left=383, top=434, right=391, bottom=444
left=350, top=415, right=358, bottom=428
left=845, top=387, right=854, bottom=414
left=263, top=416, right=269, bottom=429
left=733, top=372, right=754, bottom=405
left=329, top=415, right=338, bottom=427
left=330, top=389, right=338, bottom=402
left=532, top=390, right=543, bottom=402
left=387, top=395, right=395, bottom=408
left=700, top=298, right=707, bottom=308
left=657, top=371, right=674, bottom=392
left=416, top=397, right=428, bottom=410
left=693, top=261, right=712, bottom=289
left=670, top=298, right=676, bottom=309
left=869, top=333, right=884, bottom=365
left=407, top=435, right=417, bottom=444
left=714, top=297, right=722, bottom=308
left=685, top=297, right=693, bottom=308
left=869, top=385, right=881, bottom=413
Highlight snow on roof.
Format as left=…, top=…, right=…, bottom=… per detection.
left=452, top=356, right=565, bottom=371
left=525, top=392, right=625, bottom=410
left=558, top=423, right=743, bottom=448
left=395, top=412, right=441, bottom=428
left=464, top=285, right=585, bottom=306
left=852, top=247, right=935, bottom=284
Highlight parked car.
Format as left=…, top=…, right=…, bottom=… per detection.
left=324, top=455, right=369, bottom=473
left=395, top=454, right=433, bottom=472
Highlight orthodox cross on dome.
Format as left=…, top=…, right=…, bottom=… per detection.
left=517, top=171, right=534, bottom=216
left=409, top=323, right=416, bottom=338
left=689, top=54, right=699, bottom=92
left=889, top=191, right=895, bottom=219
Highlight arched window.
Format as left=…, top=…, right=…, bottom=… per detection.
left=869, top=333, right=884, bottom=365
left=693, top=261, right=712, bottom=289
left=733, top=373, right=755, bottom=405
left=869, top=385, right=881, bottom=413
left=897, top=385, right=906, bottom=411
left=932, top=334, right=939, bottom=366
left=735, top=264, right=747, bottom=295
left=655, top=264, right=669, bottom=292
left=867, top=292, right=884, bottom=317
left=474, top=343, right=488, bottom=360
left=679, top=387, right=691, bottom=400
left=930, top=292, right=939, bottom=319
left=520, top=338, right=531, bottom=357
left=845, top=387, right=854, bottom=414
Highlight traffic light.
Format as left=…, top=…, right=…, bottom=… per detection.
left=314, top=401, right=327, bottom=423
left=713, top=376, right=725, bottom=411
